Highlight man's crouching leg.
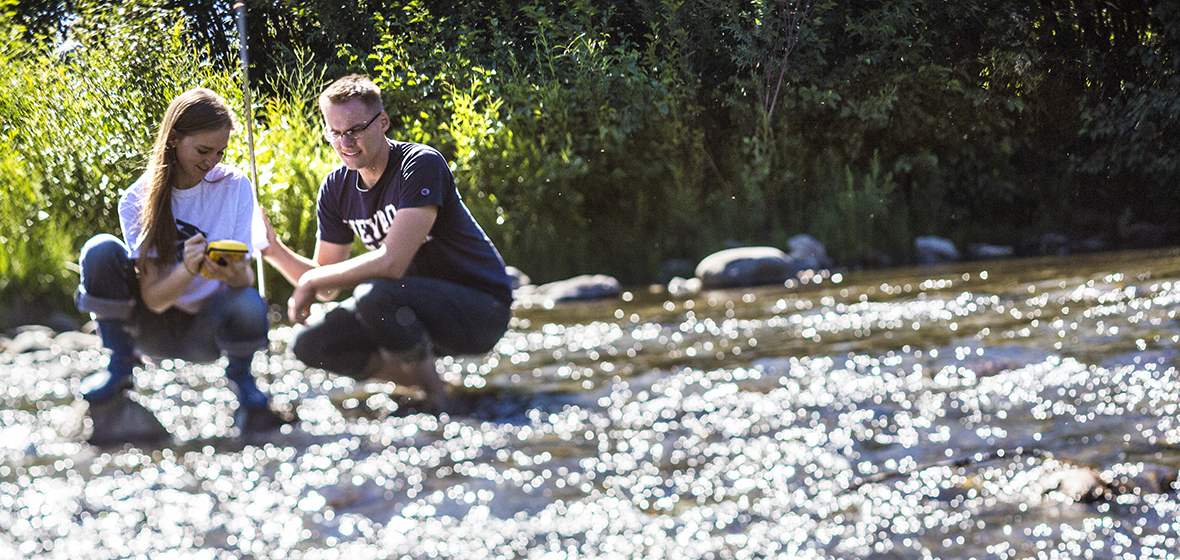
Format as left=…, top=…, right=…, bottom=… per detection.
left=363, top=342, right=454, bottom=413
left=349, top=281, right=457, bottom=413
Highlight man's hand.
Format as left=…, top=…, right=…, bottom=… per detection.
left=259, top=211, right=280, bottom=260
left=288, top=281, right=316, bottom=324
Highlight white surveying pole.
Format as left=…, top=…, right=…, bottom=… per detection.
left=234, top=1, right=265, bottom=299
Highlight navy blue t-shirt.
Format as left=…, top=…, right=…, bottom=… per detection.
left=317, top=140, right=513, bottom=304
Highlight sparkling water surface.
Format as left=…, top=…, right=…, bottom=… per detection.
left=3, top=249, right=1180, bottom=559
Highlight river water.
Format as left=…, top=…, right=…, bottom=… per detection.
left=3, top=248, right=1180, bottom=559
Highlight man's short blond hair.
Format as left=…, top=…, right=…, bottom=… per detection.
left=319, top=74, right=383, bottom=112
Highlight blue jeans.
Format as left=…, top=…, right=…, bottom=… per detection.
left=76, top=234, right=270, bottom=406
left=292, top=277, right=511, bottom=377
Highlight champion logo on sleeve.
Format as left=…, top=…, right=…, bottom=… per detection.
left=421, top=188, right=430, bottom=196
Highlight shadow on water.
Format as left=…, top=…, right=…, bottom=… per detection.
left=4, top=248, right=1180, bottom=558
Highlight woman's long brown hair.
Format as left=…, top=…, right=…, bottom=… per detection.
left=138, top=88, right=234, bottom=270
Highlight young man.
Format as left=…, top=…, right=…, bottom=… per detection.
left=261, top=75, right=513, bottom=407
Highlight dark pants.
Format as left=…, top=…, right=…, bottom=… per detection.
left=76, top=234, right=270, bottom=405
left=292, top=277, right=511, bottom=377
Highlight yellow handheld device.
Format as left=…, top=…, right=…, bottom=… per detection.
left=201, top=240, right=249, bottom=278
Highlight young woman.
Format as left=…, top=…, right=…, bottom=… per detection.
left=76, top=88, right=287, bottom=432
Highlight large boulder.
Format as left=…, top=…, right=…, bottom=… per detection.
left=967, top=243, right=1014, bottom=260
left=1019, top=232, right=1069, bottom=256
left=695, top=246, right=798, bottom=290
left=3, top=327, right=56, bottom=354
left=1122, top=222, right=1166, bottom=249
left=537, top=274, right=622, bottom=303
left=787, top=234, right=832, bottom=271
left=1071, top=235, right=1110, bottom=254
left=914, top=236, right=960, bottom=265
left=84, top=393, right=171, bottom=447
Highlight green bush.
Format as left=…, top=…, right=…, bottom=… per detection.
left=0, top=140, right=74, bottom=304
left=9, top=2, right=233, bottom=235
left=809, top=151, right=908, bottom=266
left=227, top=54, right=340, bottom=305
left=435, top=4, right=709, bottom=283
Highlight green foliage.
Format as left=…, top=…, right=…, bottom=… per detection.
left=487, top=18, right=705, bottom=280
left=359, top=1, right=709, bottom=283
left=1069, top=0, right=1180, bottom=226
left=0, top=0, right=232, bottom=311
left=239, top=0, right=392, bottom=95
left=368, top=1, right=457, bottom=147
left=441, top=69, right=508, bottom=230
left=0, top=3, right=73, bottom=307
left=231, top=54, right=340, bottom=304
left=810, top=151, right=907, bottom=265
left=4, top=0, right=1180, bottom=322
left=2, top=1, right=232, bottom=238
left=0, top=139, right=74, bottom=303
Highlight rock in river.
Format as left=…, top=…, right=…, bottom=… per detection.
left=83, top=393, right=172, bottom=447
left=695, top=246, right=797, bottom=289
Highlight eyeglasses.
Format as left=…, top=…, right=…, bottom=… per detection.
left=322, top=111, right=382, bottom=143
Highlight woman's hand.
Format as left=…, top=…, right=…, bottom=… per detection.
left=181, top=234, right=207, bottom=276
left=200, top=252, right=254, bottom=288
left=140, top=234, right=207, bottom=313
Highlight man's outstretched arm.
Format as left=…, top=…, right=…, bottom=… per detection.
left=259, top=212, right=320, bottom=286
left=287, top=205, right=438, bottom=323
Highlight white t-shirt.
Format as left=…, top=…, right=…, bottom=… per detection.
left=119, top=163, right=268, bottom=313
